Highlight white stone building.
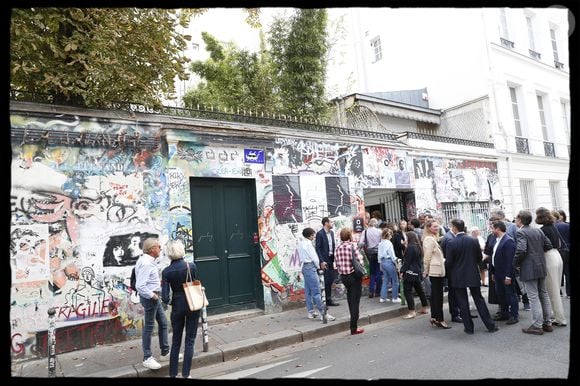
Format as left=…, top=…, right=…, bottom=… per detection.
left=327, top=7, right=571, bottom=220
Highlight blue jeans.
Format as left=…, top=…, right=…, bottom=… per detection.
left=380, top=259, right=399, bottom=300
left=169, top=293, right=200, bottom=378
left=140, top=295, right=169, bottom=361
left=302, top=264, right=324, bottom=314
left=367, top=253, right=382, bottom=295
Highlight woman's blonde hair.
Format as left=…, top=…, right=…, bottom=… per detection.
left=423, top=219, right=440, bottom=241
left=165, top=239, right=185, bottom=260
left=381, top=228, right=393, bottom=240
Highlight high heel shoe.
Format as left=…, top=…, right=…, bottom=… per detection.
left=430, top=318, right=437, bottom=326
left=434, top=320, right=452, bottom=329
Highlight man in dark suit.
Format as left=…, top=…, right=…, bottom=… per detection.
left=514, top=210, right=553, bottom=335
left=488, top=221, right=519, bottom=325
left=441, top=229, right=461, bottom=323
left=315, top=217, right=339, bottom=307
left=445, top=219, right=497, bottom=334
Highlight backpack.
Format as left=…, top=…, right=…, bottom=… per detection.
left=130, top=267, right=137, bottom=293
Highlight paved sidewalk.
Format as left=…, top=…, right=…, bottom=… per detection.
left=11, top=293, right=423, bottom=378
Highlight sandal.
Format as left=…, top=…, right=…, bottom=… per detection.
left=403, top=313, right=416, bottom=319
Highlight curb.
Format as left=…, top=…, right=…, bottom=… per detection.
left=110, top=304, right=410, bottom=378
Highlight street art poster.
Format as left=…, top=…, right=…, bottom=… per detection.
left=101, top=231, right=159, bottom=266
left=326, top=177, right=352, bottom=216
left=299, top=175, right=328, bottom=225
left=272, top=176, right=303, bottom=224
left=361, top=146, right=412, bottom=189
left=10, top=224, right=50, bottom=283
left=412, top=156, right=502, bottom=215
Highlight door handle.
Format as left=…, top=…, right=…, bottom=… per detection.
left=224, top=249, right=228, bottom=255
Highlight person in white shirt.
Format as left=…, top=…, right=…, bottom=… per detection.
left=135, top=237, right=170, bottom=370
left=299, top=228, right=335, bottom=321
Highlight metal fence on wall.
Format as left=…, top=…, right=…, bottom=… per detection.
left=440, top=201, right=491, bottom=238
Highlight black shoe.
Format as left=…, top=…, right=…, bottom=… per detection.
left=488, top=325, right=499, bottom=333
left=327, top=301, right=340, bottom=306
left=470, top=314, right=478, bottom=319
left=451, top=316, right=463, bottom=323
left=464, top=329, right=474, bottom=334
left=506, top=317, right=519, bottom=325
left=493, top=315, right=508, bottom=321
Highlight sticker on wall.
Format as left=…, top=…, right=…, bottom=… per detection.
left=244, top=148, right=265, bottom=164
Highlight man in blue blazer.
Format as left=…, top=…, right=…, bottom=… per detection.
left=445, top=219, right=497, bottom=334
left=315, top=217, right=340, bottom=307
left=488, top=221, right=518, bottom=324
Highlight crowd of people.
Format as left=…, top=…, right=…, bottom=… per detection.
left=134, top=206, right=570, bottom=376
left=298, top=207, right=570, bottom=337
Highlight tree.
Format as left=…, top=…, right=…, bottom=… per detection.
left=182, top=31, right=280, bottom=112
left=268, top=9, right=329, bottom=121
left=10, top=8, right=200, bottom=108
left=184, top=8, right=330, bottom=120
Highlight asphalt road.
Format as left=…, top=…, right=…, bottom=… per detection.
left=191, top=296, right=571, bottom=380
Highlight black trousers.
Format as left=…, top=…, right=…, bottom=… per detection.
left=429, top=276, right=445, bottom=321
left=447, top=276, right=460, bottom=318
left=403, top=279, right=429, bottom=311
left=323, top=259, right=337, bottom=304
left=341, top=272, right=362, bottom=333
left=454, top=286, right=495, bottom=333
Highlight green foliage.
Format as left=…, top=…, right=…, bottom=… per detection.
left=183, top=32, right=280, bottom=112
left=268, top=9, right=329, bottom=120
left=185, top=8, right=330, bottom=121
left=10, top=8, right=200, bottom=108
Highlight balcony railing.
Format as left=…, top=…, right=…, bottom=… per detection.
left=543, top=141, right=555, bottom=158
left=529, top=49, right=542, bottom=60
left=500, top=37, right=515, bottom=49
left=554, top=60, right=564, bottom=69
left=515, top=137, right=529, bottom=154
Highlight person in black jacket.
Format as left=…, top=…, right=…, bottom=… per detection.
left=446, top=219, right=497, bottom=334
left=400, top=231, right=429, bottom=319
left=161, top=240, right=199, bottom=378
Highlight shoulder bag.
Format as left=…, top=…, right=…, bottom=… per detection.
left=351, top=244, right=367, bottom=279
left=183, top=261, right=209, bottom=311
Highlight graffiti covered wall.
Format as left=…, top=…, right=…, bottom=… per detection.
left=11, top=107, right=436, bottom=360
left=412, top=156, right=502, bottom=226
left=10, top=113, right=166, bottom=360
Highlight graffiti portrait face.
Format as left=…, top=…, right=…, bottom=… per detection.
left=127, top=236, right=142, bottom=258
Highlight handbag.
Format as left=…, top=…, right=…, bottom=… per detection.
left=351, top=245, right=367, bottom=279
left=183, top=261, right=209, bottom=311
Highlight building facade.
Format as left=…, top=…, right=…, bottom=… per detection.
left=327, top=7, right=571, bottom=220
left=11, top=96, right=501, bottom=360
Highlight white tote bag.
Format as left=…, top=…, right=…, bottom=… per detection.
left=183, top=261, right=208, bottom=311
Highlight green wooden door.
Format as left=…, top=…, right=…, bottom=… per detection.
left=189, top=178, right=262, bottom=311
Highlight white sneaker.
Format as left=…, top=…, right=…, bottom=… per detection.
left=308, top=312, right=319, bottom=319
left=143, top=357, right=161, bottom=370
left=160, top=352, right=183, bottom=362
left=392, top=298, right=401, bottom=303
left=323, top=313, right=336, bottom=321
left=379, top=298, right=386, bottom=303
